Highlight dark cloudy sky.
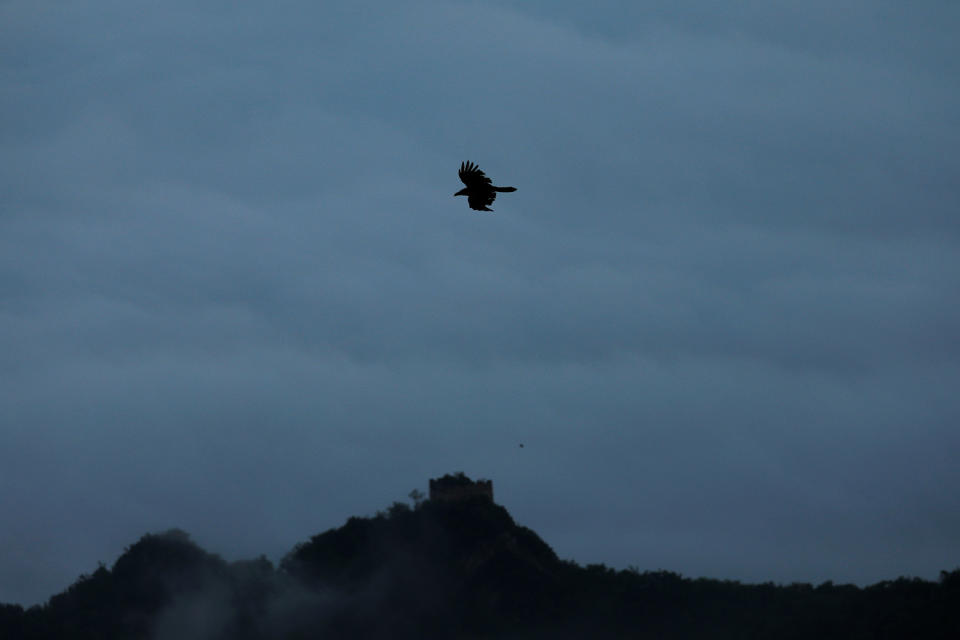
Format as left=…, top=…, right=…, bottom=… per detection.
left=2, top=1, right=959, bottom=606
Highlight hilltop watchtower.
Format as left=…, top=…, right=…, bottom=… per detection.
left=429, top=473, right=493, bottom=503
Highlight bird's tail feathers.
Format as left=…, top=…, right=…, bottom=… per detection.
left=494, top=186, right=517, bottom=192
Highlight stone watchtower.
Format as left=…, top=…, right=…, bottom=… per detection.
left=428, top=473, right=493, bottom=503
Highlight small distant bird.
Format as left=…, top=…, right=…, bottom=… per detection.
left=519, top=443, right=524, bottom=448
left=454, top=161, right=516, bottom=211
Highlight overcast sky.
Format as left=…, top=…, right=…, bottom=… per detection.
left=2, top=0, right=959, bottom=606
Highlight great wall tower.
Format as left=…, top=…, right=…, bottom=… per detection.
left=428, top=473, right=493, bottom=503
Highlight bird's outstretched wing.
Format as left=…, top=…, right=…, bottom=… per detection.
left=459, top=161, right=492, bottom=189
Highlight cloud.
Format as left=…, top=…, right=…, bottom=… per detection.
left=1, top=0, right=958, bottom=605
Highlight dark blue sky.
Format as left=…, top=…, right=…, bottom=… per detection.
left=2, top=0, right=958, bottom=606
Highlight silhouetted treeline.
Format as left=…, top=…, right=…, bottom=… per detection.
left=2, top=484, right=958, bottom=639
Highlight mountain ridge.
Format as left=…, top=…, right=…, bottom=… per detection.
left=3, top=474, right=959, bottom=639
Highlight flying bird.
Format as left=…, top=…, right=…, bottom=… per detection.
left=454, top=161, right=516, bottom=211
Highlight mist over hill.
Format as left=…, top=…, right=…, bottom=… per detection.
left=3, top=474, right=958, bottom=639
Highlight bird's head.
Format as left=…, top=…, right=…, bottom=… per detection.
left=454, top=188, right=468, bottom=197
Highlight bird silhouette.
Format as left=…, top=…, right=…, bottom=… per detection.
left=454, top=161, right=516, bottom=211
